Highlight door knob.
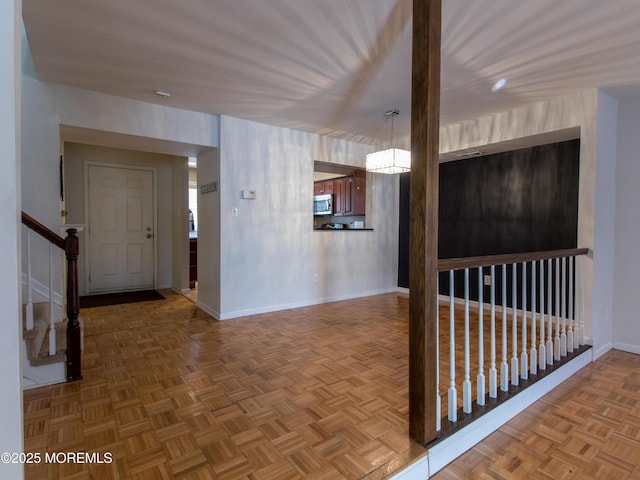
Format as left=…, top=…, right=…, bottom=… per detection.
left=146, top=233, right=152, bottom=238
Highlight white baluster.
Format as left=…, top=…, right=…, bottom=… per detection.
left=489, top=265, right=497, bottom=398
left=546, top=258, right=554, bottom=365
left=521, top=262, right=528, bottom=380
left=580, top=255, right=586, bottom=345
left=554, top=258, right=561, bottom=361
left=463, top=268, right=472, bottom=414
left=568, top=256, right=574, bottom=353
left=560, top=257, right=567, bottom=357
left=574, top=256, right=581, bottom=349
left=477, top=267, right=485, bottom=406
left=48, top=243, right=56, bottom=356
left=539, top=259, right=546, bottom=371
left=530, top=260, right=537, bottom=376
left=436, top=276, right=441, bottom=432
left=500, top=264, right=509, bottom=392
left=511, top=263, right=519, bottom=386
left=448, top=270, right=457, bottom=422
left=25, top=228, right=34, bottom=330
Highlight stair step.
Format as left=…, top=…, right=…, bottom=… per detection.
left=23, top=300, right=84, bottom=369
left=38, top=320, right=68, bottom=358
left=23, top=301, right=77, bottom=367
left=23, top=303, right=50, bottom=363
left=29, top=350, right=67, bottom=367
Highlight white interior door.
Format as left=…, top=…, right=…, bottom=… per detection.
left=87, top=165, right=154, bottom=293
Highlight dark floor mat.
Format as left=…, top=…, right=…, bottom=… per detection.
left=80, top=289, right=165, bottom=308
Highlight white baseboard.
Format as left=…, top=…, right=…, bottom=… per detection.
left=21, top=345, right=65, bottom=390
left=388, top=454, right=430, bottom=480
left=172, top=287, right=191, bottom=295
left=22, top=372, right=66, bottom=390
left=593, top=341, right=612, bottom=359
left=215, top=288, right=400, bottom=321
left=390, top=347, right=593, bottom=479
left=612, top=342, right=640, bottom=355
left=196, top=301, right=221, bottom=320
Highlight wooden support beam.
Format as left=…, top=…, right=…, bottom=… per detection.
left=409, top=0, right=441, bottom=445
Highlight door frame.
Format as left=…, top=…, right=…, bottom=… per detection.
left=83, top=161, right=159, bottom=294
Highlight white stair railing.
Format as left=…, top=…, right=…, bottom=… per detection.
left=25, top=228, right=34, bottom=330
left=48, top=243, right=57, bottom=356
left=436, top=248, right=589, bottom=435
left=22, top=224, right=63, bottom=359
left=530, top=260, right=537, bottom=376
left=476, top=267, right=485, bottom=406
left=22, top=211, right=83, bottom=381
left=489, top=265, right=497, bottom=398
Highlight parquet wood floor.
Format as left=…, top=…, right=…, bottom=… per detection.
left=432, top=349, right=640, bottom=479
left=23, top=291, right=426, bottom=480
left=23, top=291, right=640, bottom=479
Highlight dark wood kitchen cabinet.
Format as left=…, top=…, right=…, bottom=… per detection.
left=313, top=179, right=334, bottom=195
left=313, top=170, right=365, bottom=217
left=333, top=176, right=354, bottom=216
left=353, top=169, right=366, bottom=215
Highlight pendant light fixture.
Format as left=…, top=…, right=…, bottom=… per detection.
left=365, top=109, right=411, bottom=174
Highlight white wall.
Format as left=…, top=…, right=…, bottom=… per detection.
left=439, top=90, right=615, bottom=358
left=198, top=115, right=399, bottom=320
left=172, top=158, right=190, bottom=293
left=196, top=148, right=221, bottom=315
left=0, top=2, right=25, bottom=479
left=613, top=95, right=640, bottom=353
left=591, top=91, right=618, bottom=357
left=20, top=32, right=219, bottom=235
left=63, top=143, right=182, bottom=294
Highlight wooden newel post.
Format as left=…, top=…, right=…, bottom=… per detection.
left=64, top=228, right=82, bottom=382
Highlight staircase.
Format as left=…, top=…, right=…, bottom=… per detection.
left=21, top=211, right=83, bottom=388
left=24, top=302, right=66, bottom=366
left=22, top=302, right=66, bottom=388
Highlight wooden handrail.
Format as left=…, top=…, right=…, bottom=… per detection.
left=21, top=211, right=65, bottom=250
left=437, top=248, right=590, bottom=272
left=21, top=211, right=82, bottom=382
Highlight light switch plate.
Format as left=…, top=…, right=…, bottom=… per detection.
left=200, top=181, right=218, bottom=194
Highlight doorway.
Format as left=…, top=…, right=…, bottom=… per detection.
left=86, top=164, right=156, bottom=294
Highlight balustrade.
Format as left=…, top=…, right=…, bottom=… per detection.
left=436, top=248, right=588, bottom=437
left=21, top=211, right=82, bottom=382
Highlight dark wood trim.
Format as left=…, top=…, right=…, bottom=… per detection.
left=409, top=0, right=441, bottom=445
left=64, top=228, right=82, bottom=382
left=22, top=211, right=82, bottom=382
left=437, top=248, right=590, bottom=272
left=21, top=211, right=65, bottom=249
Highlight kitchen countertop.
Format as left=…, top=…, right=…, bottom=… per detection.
left=314, top=227, right=374, bottom=231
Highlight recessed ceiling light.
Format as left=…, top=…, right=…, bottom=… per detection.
left=155, top=90, right=171, bottom=98
left=492, top=78, right=507, bottom=92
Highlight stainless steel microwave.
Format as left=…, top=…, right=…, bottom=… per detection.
left=313, top=194, right=333, bottom=215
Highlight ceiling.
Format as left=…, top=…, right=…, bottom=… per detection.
left=22, top=0, right=640, bottom=154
